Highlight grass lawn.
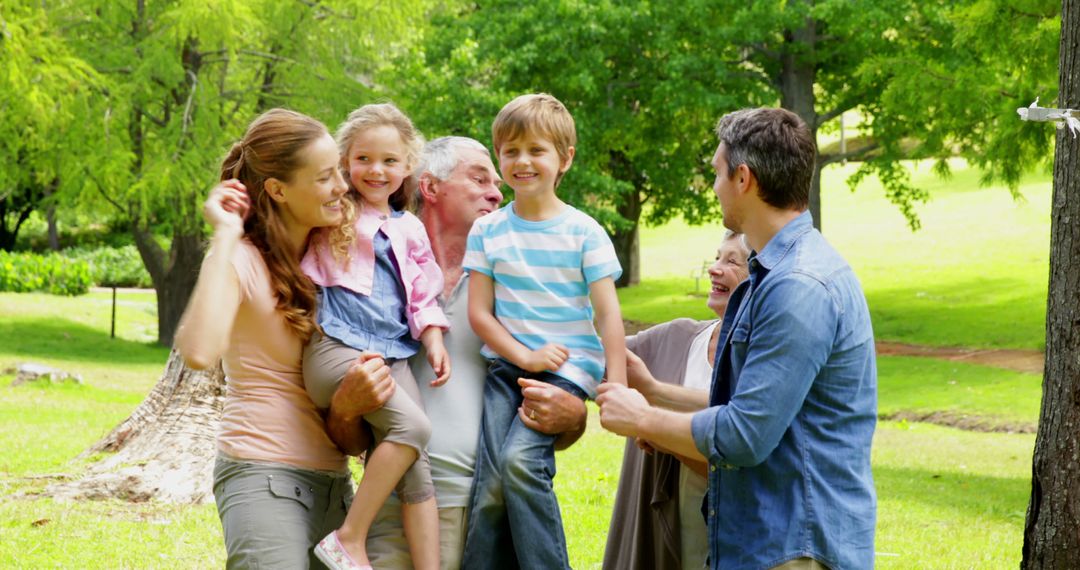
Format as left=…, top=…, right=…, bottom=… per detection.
left=626, top=160, right=1052, bottom=351
left=1, top=159, right=1051, bottom=568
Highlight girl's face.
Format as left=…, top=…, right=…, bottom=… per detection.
left=346, top=124, right=410, bottom=213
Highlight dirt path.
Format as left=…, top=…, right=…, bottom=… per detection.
left=627, top=319, right=1044, bottom=375
left=875, top=341, right=1044, bottom=375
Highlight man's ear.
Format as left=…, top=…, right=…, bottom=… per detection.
left=559, top=146, right=576, bottom=173
left=735, top=163, right=755, bottom=195
left=265, top=178, right=288, bottom=203
left=417, top=173, right=439, bottom=204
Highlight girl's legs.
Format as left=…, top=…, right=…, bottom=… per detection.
left=334, top=360, right=438, bottom=569
left=336, top=438, right=420, bottom=565
left=402, top=496, right=440, bottom=569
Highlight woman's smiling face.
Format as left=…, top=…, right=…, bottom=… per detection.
left=706, top=235, right=751, bottom=316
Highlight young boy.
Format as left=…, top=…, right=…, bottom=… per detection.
left=461, top=93, right=627, bottom=569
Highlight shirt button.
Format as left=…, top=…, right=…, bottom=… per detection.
left=710, top=509, right=716, bottom=518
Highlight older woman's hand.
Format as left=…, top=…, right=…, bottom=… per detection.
left=626, top=349, right=659, bottom=402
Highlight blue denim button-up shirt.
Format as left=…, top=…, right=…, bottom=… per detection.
left=691, top=211, right=877, bottom=570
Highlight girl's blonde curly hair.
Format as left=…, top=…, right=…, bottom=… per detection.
left=326, top=102, right=425, bottom=265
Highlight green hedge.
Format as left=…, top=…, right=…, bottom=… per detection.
left=65, top=245, right=152, bottom=288
left=0, top=251, right=92, bottom=295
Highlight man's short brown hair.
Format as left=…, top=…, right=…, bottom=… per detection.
left=492, top=93, right=577, bottom=164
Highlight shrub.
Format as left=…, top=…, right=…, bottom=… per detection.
left=64, top=245, right=153, bottom=288
left=0, top=251, right=92, bottom=296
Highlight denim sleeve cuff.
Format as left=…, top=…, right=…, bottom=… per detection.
left=691, top=408, right=719, bottom=462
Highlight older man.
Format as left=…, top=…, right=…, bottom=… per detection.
left=598, top=108, right=877, bottom=570
left=326, top=136, right=588, bottom=569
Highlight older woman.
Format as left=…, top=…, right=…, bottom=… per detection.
left=603, top=230, right=750, bottom=570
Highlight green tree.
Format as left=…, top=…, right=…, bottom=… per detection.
left=0, top=3, right=100, bottom=251
left=395, top=0, right=1059, bottom=284
left=45, top=0, right=420, bottom=346
left=391, top=0, right=768, bottom=286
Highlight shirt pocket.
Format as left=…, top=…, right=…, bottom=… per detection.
left=728, top=320, right=751, bottom=377
left=267, top=474, right=314, bottom=510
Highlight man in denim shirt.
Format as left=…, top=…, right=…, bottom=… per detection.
left=598, top=107, right=876, bottom=569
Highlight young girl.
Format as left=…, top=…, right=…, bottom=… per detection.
left=302, top=103, right=448, bottom=570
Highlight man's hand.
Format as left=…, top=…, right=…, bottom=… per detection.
left=521, top=343, right=569, bottom=373
left=596, top=382, right=651, bottom=438
left=330, top=352, right=395, bottom=421
left=518, top=377, right=586, bottom=434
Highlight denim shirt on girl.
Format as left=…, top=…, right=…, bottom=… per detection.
left=316, top=211, right=418, bottom=360
left=690, top=211, right=877, bottom=570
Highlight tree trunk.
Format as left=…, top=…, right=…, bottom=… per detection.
left=133, top=222, right=205, bottom=347
left=612, top=189, right=641, bottom=288
left=1022, top=0, right=1080, bottom=566
left=45, top=180, right=59, bottom=251
left=43, top=349, right=224, bottom=504
left=778, top=8, right=821, bottom=230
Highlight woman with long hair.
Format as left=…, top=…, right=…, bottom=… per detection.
left=176, top=108, right=388, bottom=568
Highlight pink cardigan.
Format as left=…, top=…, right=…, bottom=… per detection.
left=301, top=204, right=449, bottom=340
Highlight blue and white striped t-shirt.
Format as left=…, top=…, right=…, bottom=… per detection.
left=463, top=202, right=622, bottom=398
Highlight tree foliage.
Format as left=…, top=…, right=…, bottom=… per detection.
left=390, top=0, right=768, bottom=285
left=3, top=0, right=423, bottom=345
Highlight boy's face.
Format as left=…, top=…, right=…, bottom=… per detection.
left=496, top=130, right=574, bottom=198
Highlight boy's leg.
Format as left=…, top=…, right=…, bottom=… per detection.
left=500, top=375, right=585, bottom=570
left=461, top=359, right=525, bottom=570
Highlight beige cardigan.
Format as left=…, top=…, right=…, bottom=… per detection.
left=603, top=318, right=715, bottom=570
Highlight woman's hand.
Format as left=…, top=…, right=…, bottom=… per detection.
left=204, top=179, right=250, bottom=236
left=626, top=349, right=658, bottom=401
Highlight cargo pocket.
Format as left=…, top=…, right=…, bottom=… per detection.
left=267, top=474, right=314, bottom=510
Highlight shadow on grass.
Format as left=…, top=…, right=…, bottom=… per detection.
left=0, top=317, right=168, bottom=366
left=868, top=277, right=1046, bottom=351
left=874, top=465, right=1028, bottom=524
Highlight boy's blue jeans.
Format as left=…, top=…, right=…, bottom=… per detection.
left=462, top=358, right=587, bottom=570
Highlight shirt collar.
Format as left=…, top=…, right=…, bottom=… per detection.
left=748, top=210, right=813, bottom=273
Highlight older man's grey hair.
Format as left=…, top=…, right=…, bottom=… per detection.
left=416, top=136, right=488, bottom=180
left=413, top=136, right=489, bottom=213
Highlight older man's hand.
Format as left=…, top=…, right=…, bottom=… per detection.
left=330, top=352, right=395, bottom=421
left=518, top=377, right=587, bottom=435
left=596, top=382, right=651, bottom=438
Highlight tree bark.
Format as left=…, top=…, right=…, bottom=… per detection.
left=778, top=8, right=821, bottom=230
left=43, top=349, right=224, bottom=504
left=612, top=189, right=641, bottom=288
left=1022, top=0, right=1080, bottom=566
left=133, top=222, right=205, bottom=347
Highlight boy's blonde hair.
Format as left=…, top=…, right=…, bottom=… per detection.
left=328, top=102, right=425, bottom=264
left=492, top=93, right=577, bottom=166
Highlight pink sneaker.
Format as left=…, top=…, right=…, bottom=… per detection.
left=314, top=531, right=372, bottom=570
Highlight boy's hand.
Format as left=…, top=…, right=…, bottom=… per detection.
left=427, top=344, right=451, bottom=387
left=522, top=343, right=569, bottom=373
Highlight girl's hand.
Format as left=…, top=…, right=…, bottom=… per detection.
left=427, top=343, right=451, bottom=387
left=204, top=179, right=250, bottom=236
left=522, top=343, right=569, bottom=373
